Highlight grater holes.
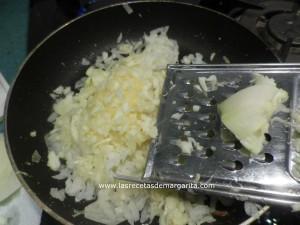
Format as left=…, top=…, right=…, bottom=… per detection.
left=222, top=140, right=242, bottom=151
left=220, top=127, right=236, bottom=143
left=207, top=129, right=216, bottom=138
left=180, top=90, right=195, bottom=99
left=235, top=161, right=243, bottom=170
left=209, top=113, right=217, bottom=121
left=197, top=129, right=216, bottom=139
left=223, top=143, right=236, bottom=151
left=265, top=153, right=273, bottom=163
left=175, top=154, right=188, bottom=166
left=205, top=148, right=214, bottom=157
left=197, top=114, right=210, bottom=122
left=264, top=133, right=272, bottom=142
left=184, top=104, right=194, bottom=112
left=234, top=140, right=243, bottom=150
left=210, top=97, right=217, bottom=106
left=187, top=90, right=194, bottom=98
left=195, top=147, right=214, bottom=158
left=254, top=153, right=274, bottom=163
left=221, top=160, right=243, bottom=171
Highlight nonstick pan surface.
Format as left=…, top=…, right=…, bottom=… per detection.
left=5, top=1, right=279, bottom=224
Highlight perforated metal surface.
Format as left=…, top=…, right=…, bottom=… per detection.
left=144, top=64, right=300, bottom=205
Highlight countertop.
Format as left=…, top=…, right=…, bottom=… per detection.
left=0, top=0, right=29, bottom=83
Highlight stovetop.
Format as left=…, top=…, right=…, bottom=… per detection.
left=29, top=0, right=300, bottom=62
left=28, top=0, right=300, bottom=224
left=235, top=0, right=300, bottom=62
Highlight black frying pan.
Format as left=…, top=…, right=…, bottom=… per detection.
left=5, top=1, right=280, bottom=224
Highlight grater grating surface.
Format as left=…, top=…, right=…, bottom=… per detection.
left=143, top=64, right=300, bottom=205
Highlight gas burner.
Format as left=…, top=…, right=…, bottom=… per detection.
left=235, top=0, right=300, bottom=62
left=267, top=12, right=300, bottom=46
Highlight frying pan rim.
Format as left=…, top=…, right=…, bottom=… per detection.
left=4, top=1, right=280, bottom=224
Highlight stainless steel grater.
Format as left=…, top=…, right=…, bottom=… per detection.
left=116, top=64, right=300, bottom=206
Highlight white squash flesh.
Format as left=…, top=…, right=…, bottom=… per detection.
left=218, top=75, right=288, bottom=155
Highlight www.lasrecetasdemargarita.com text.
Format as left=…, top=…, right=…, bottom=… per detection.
left=98, top=182, right=215, bottom=189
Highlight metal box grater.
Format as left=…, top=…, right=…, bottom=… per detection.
left=141, top=63, right=300, bottom=206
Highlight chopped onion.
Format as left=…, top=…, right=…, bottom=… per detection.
left=50, top=188, right=65, bottom=201
left=31, top=150, right=41, bottom=163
